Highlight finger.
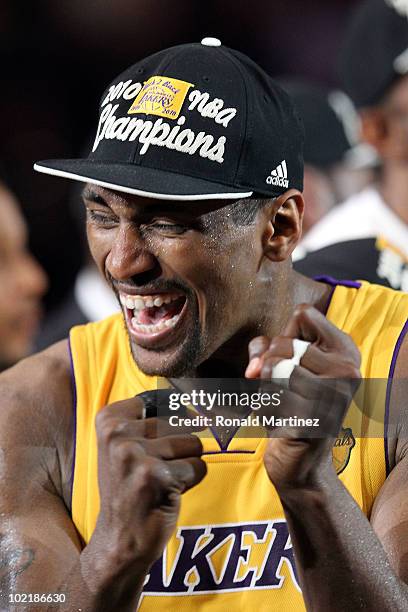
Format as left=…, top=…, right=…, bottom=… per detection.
left=259, top=354, right=281, bottom=380
left=256, top=337, right=299, bottom=379
left=166, top=457, right=207, bottom=493
left=282, top=304, right=360, bottom=361
left=248, top=336, right=270, bottom=360
left=98, top=407, right=206, bottom=441
left=298, top=344, right=361, bottom=377
left=140, top=416, right=207, bottom=439
left=247, top=336, right=312, bottom=379
left=246, top=336, right=270, bottom=377
left=141, top=434, right=203, bottom=460
left=289, top=367, right=355, bottom=435
left=129, top=456, right=207, bottom=517
left=100, top=397, right=145, bottom=421
left=267, top=336, right=296, bottom=357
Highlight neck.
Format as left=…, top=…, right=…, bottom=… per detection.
left=198, top=270, right=332, bottom=377
left=379, top=162, right=408, bottom=224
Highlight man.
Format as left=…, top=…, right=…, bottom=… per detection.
left=0, top=179, right=48, bottom=371
left=295, top=0, right=408, bottom=289
left=0, top=38, right=407, bottom=611
left=280, top=79, right=376, bottom=239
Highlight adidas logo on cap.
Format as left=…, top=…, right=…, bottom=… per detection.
left=266, top=160, right=289, bottom=189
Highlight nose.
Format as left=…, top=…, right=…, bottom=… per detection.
left=15, top=250, right=48, bottom=299
left=106, top=222, right=160, bottom=285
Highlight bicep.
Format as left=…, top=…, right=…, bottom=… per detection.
left=371, top=456, right=408, bottom=582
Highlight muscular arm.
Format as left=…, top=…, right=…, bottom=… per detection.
left=0, top=341, right=205, bottom=611
left=248, top=305, right=408, bottom=611
left=0, top=341, right=91, bottom=610
left=280, top=460, right=408, bottom=611
left=273, top=333, right=408, bottom=611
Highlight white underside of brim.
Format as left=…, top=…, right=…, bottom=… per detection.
left=33, top=164, right=253, bottom=201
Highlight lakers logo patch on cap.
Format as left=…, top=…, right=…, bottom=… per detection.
left=332, top=427, right=355, bottom=475
left=128, top=76, right=193, bottom=120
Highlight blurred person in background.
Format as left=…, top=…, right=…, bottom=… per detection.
left=279, top=80, right=377, bottom=242
left=0, top=178, right=48, bottom=370
left=295, top=0, right=408, bottom=290
left=36, top=178, right=118, bottom=350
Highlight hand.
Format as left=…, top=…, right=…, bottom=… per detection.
left=91, top=396, right=207, bottom=574
left=245, top=304, right=361, bottom=493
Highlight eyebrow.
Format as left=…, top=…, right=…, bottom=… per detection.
left=82, top=188, right=109, bottom=206
left=81, top=187, right=193, bottom=215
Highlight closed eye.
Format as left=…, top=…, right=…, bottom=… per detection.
left=87, top=209, right=118, bottom=226
left=143, top=221, right=190, bottom=235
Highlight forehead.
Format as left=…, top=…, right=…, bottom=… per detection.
left=385, top=74, right=408, bottom=107
left=0, top=185, right=26, bottom=246
left=82, top=183, right=239, bottom=217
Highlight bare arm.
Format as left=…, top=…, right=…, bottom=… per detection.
left=0, top=341, right=91, bottom=610
left=248, top=305, right=408, bottom=611
left=279, top=458, right=408, bottom=611
left=0, top=341, right=206, bottom=611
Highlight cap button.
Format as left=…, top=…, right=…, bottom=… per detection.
left=201, top=37, right=222, bottom=47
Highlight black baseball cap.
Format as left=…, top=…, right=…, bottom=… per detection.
left=34, top=38, right=303, bottom=201
left=339, top=0, right=408, bottom=108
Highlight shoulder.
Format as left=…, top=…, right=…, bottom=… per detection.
left=0, top=340, right=74, bottom=500
left=0, top=339, right=72, bottom=417
left=300, top=188, right=379, bottom=252
left=294, top=238, right=380, bottom=282
left=386, top=318, right=408, bottom=468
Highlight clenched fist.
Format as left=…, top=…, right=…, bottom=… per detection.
left=90, top=394, right=207, bottom=576
left=245, top=304, right=361, bottom=492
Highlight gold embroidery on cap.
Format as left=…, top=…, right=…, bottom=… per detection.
left=128, top=76, right=193, bottom=120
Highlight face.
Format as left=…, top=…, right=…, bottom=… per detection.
left=363, top=75, right=408, bottom=162
left=302, top=165, right=336, bottom=234
left=0, top=185, right=48, bottom=368
left=382, top=75, right=408, bottom=161
left=83, top=186, right=266, bottom=377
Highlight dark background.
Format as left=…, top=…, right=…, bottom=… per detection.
left=0, top=0, right=361, bottom=312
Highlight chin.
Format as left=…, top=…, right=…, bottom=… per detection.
left=130, top=333, right=202, bottom=379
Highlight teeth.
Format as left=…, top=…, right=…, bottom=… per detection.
left=134, top=298, right=145, bottom=310
left=130, top=313, right=181, bottom=335
left=121, top=293, right=182, bottom=311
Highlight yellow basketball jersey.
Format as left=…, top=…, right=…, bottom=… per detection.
left=70, top=280, right=408, bottom=611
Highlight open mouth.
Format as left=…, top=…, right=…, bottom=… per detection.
left=120, top=292, right=187, bottom=345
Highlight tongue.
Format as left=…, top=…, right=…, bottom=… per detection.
left=137, top=297, right=184, bottom=325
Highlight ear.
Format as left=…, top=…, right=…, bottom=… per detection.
left=261, top=189, right=304, bottom=261
left=359, top=108, right=389, bottom=156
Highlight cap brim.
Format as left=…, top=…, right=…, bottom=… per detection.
left=34, top=159, right=253, bottom=201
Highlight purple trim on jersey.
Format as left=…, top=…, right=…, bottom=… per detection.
left=322, top=286, right=336, bottom=316
left=68, top=336, right=78, bottom=513
left=384, top=319, right=408, bottom=476
left=313, top=275, right=362, bottom=289
left=203, top=450, right=256, bottom=455
left=195, top=402, right=252, bottom=451
left=313, top=276, right=361, bottom=315
left=191, top=276, right=362, bottom=452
